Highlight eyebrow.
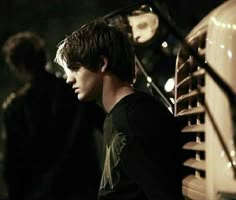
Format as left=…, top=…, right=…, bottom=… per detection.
left=67, top=62, right=82, bottom=69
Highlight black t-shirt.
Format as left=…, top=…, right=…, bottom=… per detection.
left=98, top=91, right=183, bottom=200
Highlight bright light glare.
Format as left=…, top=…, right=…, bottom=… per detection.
left=147, top=76, right=152, bottom=83
left=161, top=41, right=168, bottom=48
left=164, top=78, right=175, bottom=92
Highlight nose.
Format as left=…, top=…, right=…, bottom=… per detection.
left=66, top=74, right=76, bottom=85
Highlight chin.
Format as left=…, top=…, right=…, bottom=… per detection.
left=77, top=94, right=93, bottom=102
left=77, top=94, right=85, bottom=102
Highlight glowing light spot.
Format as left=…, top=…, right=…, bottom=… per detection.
left=161, top=41, right=168, bottom=48
left=208, top=40, right=213, bottom=45
left=147, top=76, right=152, bottom=83
left=164, top=78, right=175, bottom=92
left=220, top=44, right=225, bottom=49
left=221, top=151, right=225, bottom=157
left=228, top=50, right=233, bottom=59
left=170, top=97, right=174, bottom=104
left=230, top=150, right=235, bottom=157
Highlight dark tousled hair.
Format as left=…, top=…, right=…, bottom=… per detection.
left=59, top=19, right=135, bottom=83
left=2, top=32, right=47, bottom=76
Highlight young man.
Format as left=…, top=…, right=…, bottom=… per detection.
left=2, top=32, right=104, bottom=200
left=55, top=19, right=183, bottom=200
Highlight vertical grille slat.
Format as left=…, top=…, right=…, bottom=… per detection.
left=176, top=69, right=205, bottom=89
left=183, top=158, right=206, bottom=171
left=176, top=106, right=205, bottom=116
left=182, top=185, right=206, bottom=200
left=176, top=87, right=205, bottom=104
left=183, top=141, right=205, bottom=151
left=181, top=124, right=205, bottom=133
left=183, top=175, right=206, bottom=193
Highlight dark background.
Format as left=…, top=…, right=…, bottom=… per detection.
left=0, top=0, right=225, bottom=197
left=0, top=0, right=224, bottom=105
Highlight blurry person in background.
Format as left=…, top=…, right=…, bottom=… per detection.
left=1, top=31, right=105, bottom=200
left=55, top=19, right=183, bottom=200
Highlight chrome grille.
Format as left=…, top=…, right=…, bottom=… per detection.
left=175, top=31, right=207, bottom=200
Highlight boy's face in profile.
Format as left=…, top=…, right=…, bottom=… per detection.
left=61, top=63, right=104, bottom=102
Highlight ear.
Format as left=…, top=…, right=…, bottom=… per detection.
left=100, top=56, right=108, bottom=73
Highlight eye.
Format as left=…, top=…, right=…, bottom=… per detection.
left=71, top=68, right=79, bottom=72
left=68, top=62, right=81, bottom=72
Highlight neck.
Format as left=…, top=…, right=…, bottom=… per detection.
left=101, top=75, right=134, bottom=113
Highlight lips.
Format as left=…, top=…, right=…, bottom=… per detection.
left=74, top=88, right=80, bottom=94
left=72, top=86, right=80, bottom=94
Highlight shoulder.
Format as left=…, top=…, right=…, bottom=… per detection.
left=2, top=92, right=17, bottom=111
left=111, top=91, right=176, bottom=132
left=111, top=92, right=160, bottom=128
left=2, top=84, right=30, bottom=113
left=116, top=91, right=168, bottom=117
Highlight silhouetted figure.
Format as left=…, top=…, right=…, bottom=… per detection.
left=1, top=32, right=105, bottom=200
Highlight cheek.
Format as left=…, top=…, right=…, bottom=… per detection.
left=86, top=74, right=102, bottom=93
left=87, top=76, right=100, bottom=89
